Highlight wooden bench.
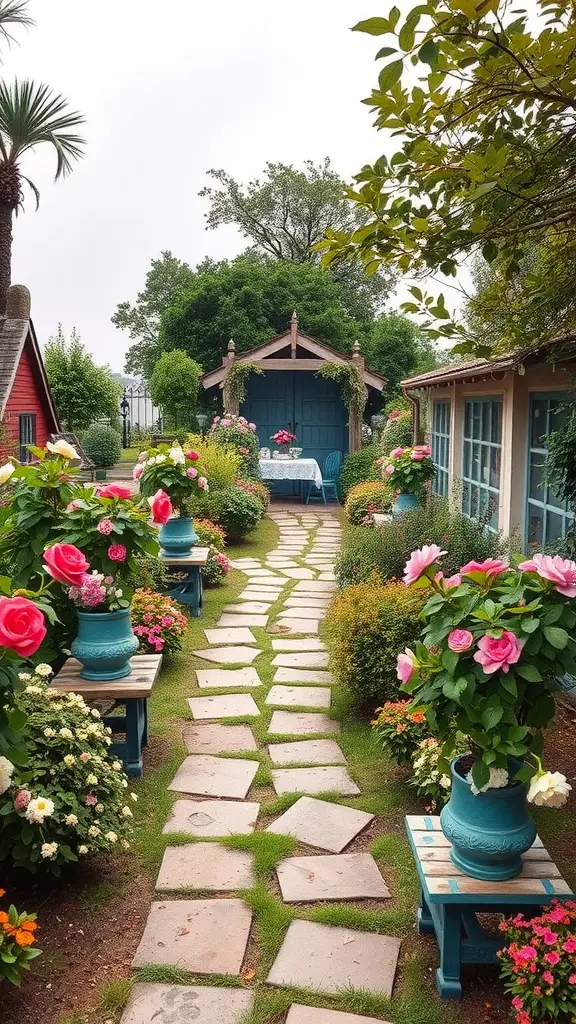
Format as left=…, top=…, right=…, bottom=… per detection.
left=51, top=654, right=162, bottom=778
left=405, top=813, right=574, bottom=1000
left=160, top=546, right=210, bottom=617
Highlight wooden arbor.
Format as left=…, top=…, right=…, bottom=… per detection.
left=200, top=313, right=386, bottom=453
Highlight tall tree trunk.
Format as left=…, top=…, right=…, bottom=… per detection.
left=0, top=203, right=13, bottom=315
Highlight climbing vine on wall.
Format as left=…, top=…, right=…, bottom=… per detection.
left=224, top=362, right=264, bottom=406
left=316, top=362, right=367, bottom=419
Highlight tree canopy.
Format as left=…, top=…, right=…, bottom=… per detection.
left=199, top=158, right=395, bottom=322
left=113, top=251, right=194, bottom=378
left=366, top=313, right=443, bottom=395
left=44, top=327, right=121, bottom=431
left=149, top=350, right=202, bottom=431
left=317, top=1, right=576, bottom=357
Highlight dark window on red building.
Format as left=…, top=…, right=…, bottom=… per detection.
left=19, top=413, right=36, bottom=462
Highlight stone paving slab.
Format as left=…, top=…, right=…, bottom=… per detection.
left=266, top=919, right=400, bottom=996
left=273, top=667, right=334, bottom=685
left=271, top=638, right=326, bottom=651
left=243, top=568, right=287, bottom=578
left=283, top=596, right=332, bottom=608
left=277, top=607, right=327, bottom=620
left=229, top=558, right=261, bottom=567
left=266, top=685, right=330, bottom=709
left=120, top=983, right=255, bottom=1024
left=204, top=627, right=257, bottom=645
left=268, top=711, right=340, bottom=735
left=286, top=1006, right=388, bottom=1024
left=195, top=668, right=262, bottom=689
left=272, top=766, right=360, bottom=796
left=223, top=602, right=272, bottom=614
left=133, top=899, right=252, bottom=974
left=216, top=614, right=269, bottom=628
left=188, top=694, right=260, bottom=720
left=279, top=568, right=316, bottom=579
left=319, top=573, right=337, bottom=581
left=238, top=587, right=284, bottom=598
left=156, top=843, right=255, bottom=892
left=183, top=723, right=257, bottom=754
left=163, top=799, right=259, bottom=837
left=168, top=755, right=258, bottom=799
left=266, top=559, right=299, bottom=567
left=273, top=652, right=329, bottom=668
left=275, top=618, right=320, bottom=634
left=267, top=796, right=373, bottom=852
left=193, top=647, right=261, bottom=664
left=276, top=852, right=390, bottom=902
left=268, top=739, right=346, bottom=766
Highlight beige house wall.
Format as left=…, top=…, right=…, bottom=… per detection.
left=420, top=361, right=576, bottom=543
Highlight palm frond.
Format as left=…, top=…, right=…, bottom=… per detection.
left=0, top=79, right=86, bottom=179
left=0, top=0, right=33, bottom=47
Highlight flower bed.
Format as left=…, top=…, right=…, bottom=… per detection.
left=131, top=589, right=187, bottom=654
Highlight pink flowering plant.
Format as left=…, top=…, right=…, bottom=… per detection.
left=131, top=589, right=187, bottom=654
left=381, top=443, right=435, bottom=494
left=270, top=428, right=297, bottom=449
left=397, top=546, right=576, bottom=794
left=498, top=900, right=576, bottom=1023
left=137, top=442, right=209, bottom=514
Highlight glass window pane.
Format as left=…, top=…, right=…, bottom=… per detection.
left=531, top=399, right=548, bottom=447
left=465, top=401, right=472, bottom=438
left=490, top=446, right=501, bottom=489
left=528, top=506, right=544, bottom=547
left=481, top=402, right=491, bottom=441
left=472, top=402, right=481, bottom=440
left=491, top=401, right=502, bottom=444
left=481, top=444, right=490, bottom=485
left=529, top=453, right=545, bottom=501
left=546, top=510, right=565, bottom=543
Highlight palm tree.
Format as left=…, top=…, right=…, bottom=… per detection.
left=0, top=79, right=86, bottom=311
left=0, top=0, right=34, bottom=44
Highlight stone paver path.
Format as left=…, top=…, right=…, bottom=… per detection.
left=125, top=509, right=399, bottom=1024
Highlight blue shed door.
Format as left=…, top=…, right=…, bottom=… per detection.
left=241, top=370, right=348, bottom=489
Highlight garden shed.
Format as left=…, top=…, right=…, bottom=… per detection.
left=200, top=313, right=386, bottom=466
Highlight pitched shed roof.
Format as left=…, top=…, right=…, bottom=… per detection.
left=0, top=286, right=60, bottom=428
left=401, top=335, right=576, bottom=389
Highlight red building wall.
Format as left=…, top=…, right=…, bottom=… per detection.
left=3, top=341, right=54, bottom=454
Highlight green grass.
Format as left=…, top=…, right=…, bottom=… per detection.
left=118, top=447, right=138, bottom=463
left=57, top=511, right=474, bottom=1024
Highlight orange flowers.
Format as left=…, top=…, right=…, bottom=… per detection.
left=14, top=929, right=36, bottom=946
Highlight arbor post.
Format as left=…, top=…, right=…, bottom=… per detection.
left=349, top=341, right=364, bottom=452
left=223, top=338, right=238, bottom=414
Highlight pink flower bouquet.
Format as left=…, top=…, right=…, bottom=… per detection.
left=270, top=428, right=297, bottom=449
left=397, top=546, right=576, bottom=795
left=499, top=900, right=576, bottom=1022
left=382, top=443, right=435, bottom=494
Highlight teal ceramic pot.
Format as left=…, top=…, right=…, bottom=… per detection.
left=159, top=515, right=199, bottom=558
left=440, top=756, right=537, bottom=881
left=71, top=608, right=139, bottom=681
left=392, top=491, right=420, bottom=518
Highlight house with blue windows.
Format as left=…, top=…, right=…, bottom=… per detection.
left=402, top=340, right=576, bottom=550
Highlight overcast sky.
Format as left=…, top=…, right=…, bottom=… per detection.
left=3, top=0, right=401, bottom=372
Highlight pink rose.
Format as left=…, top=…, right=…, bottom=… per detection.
left=44, top=543, right=90, bottom=586
left=544, top=950, right=560, bottom=965
left=198, top=476, right=208, bottom=490
left=518, top=553, right=576, bottom=597
left=543, top=930, right=558, bottom=945
left=445, top=573, right=461, bottom=589
left=384, top=464, right=394, bottom=476
left=448, top=629, right=473, bottom=653
left=403, top=544, right=447, bottom=585
left=473, top=631, right=523, bottom=674
left=96, top=519, right=114, bottom=536
left=108, top=544, right=127, bottom=562
left=148, top=489, right=172, bottom=525
left=390, top=447, right=405, bottom=457
left=185, top=450, right=199, bottom=461
left=66, top=501, right=80, bottom=512
left=410, top=451, right=424, bottom=461
left=14, top=789, right=31, bottom=811
left=0, top=596, right=46, bottom=657
left=542, top=970, right=554, bottom=985
left=460, top=558, right=508, bottom=577
left=396, top=648, right=417, bottom=684
left=96, top=484, right=132, bottom=500
left=516, top=946, right=537, bottom=962
left=569, top=973, right=576, bottom=984
left=414, top=444, right=431, bottom=455
left=85, top=794, right=97, bottom=807
left=186, top=467, right=198, bottom=479
left=563, top=939, right=576, bottom=953
left=388, top=411, right=400, bottom=420
left=132, top=463, right=143, bottom=481
left=512, top=996, right=523, bottom=1011
left=248, top=422, right=256, bottom=431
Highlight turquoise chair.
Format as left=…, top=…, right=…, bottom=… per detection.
left=306, top=450, right=342, bottom=504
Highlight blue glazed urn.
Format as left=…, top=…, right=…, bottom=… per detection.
left=71, top=608, right=139, bottom=681
left=159, top=515, right=199, bottom=558
left=392, top=491, right=420, bottom=518
left=440, top=756, right=537, bottom=881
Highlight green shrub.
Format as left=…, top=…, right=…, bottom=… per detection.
left=192, top=518, right=226, bottom=550
left=335, top=495, right=511, bottom=587
left=344, top=481, right=392, bottom=525
left=82, top=423, right=122, bottom=468
left=184, top=434, right=241, bottom=491
left=236, top=478, right=270, bottom=512
left=128, top=426, right=154, bottom=449
left=208, top=415, right=260, bottom=478
left=339, top=444, right=380, bottom=498
left=202, top=548, right=230, bottom=586
left=325, top=575, right=426, bottom=705
left=206, top=485, right=263, bottom=541
left=129, top=553, right=170, bottom=592
left=380, top=411, right=413, bottom=455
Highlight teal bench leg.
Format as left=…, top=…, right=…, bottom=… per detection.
left=436, top=904, right=463, bottom=1000
left=105, top=697, right=147, bottom=778
left=165, top=565, right=203, bottom=616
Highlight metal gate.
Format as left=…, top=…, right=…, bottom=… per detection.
left=119, top=383, right=163, bottom=447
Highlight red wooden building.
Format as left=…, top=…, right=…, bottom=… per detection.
left=0, top=284, right=60, bottom=461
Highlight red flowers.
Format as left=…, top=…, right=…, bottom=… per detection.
left=43, top=543, right=90, bottom=587
left=147, top=489, right=172, bottom=525
left=96, top=484, right=132, bottom=500
left=185, top=450, right=199, bottom=461
left=0, top=596, right=46, bottom=657
left=108, top=544, right=127, bottom=562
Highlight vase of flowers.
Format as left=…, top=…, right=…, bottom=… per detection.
left=381, top=444, right=435, bottom=517
left=397, top=549, right=576, bottom=880
left=270, top=428, right=297, bottom=453
left=136, top=443, right=209, bottom=558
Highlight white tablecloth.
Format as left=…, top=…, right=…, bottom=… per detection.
left=259, top=458, right=322, bottom=489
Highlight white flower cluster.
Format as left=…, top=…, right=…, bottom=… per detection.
left=468, top=766, right=509, bottom=795
left=0, top=755, right=14, bottom=796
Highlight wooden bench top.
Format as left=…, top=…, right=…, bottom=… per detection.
left=406, top=814, right=573, bottom=903
left=159, top=546, right=210, bottom=567
left=51, top=654, right=163, bottom=700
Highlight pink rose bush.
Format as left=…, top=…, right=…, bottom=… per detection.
left=397, top=544, right=576, bottom=794
left=383, top=443, right=435, bottom=497
left=138, top=442, right=210, bottom=515
left=499, top=901, right=576, bottom=1022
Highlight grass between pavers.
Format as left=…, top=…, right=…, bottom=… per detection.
left=68, top=511, right=472, bottom=1024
